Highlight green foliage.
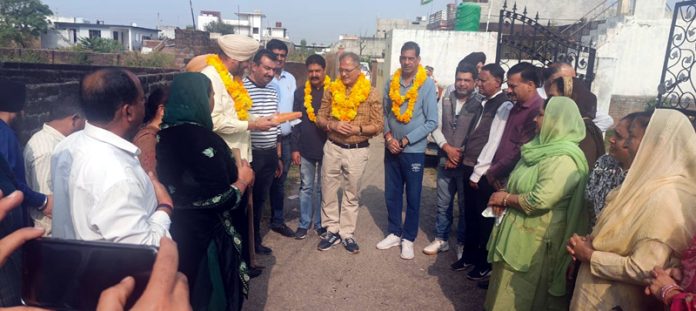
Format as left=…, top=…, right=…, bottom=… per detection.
left=288, top=38, right=317, bottom=62
left=645, top=98, right=658, bottom=111
left=0, top=0, right=52, bottom=47
left=76, top=37, right=122, bottom=53
left=121, top=51, right=175, bottom=68
left=204, top=21, right=234, bottom=35
left=0, top=48, right=44, bottom=62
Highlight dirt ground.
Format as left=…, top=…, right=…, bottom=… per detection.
left=244, top=137, right=486, bottom=310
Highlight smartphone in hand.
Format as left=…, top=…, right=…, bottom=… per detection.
left=22, top=238, right=157, bottom=310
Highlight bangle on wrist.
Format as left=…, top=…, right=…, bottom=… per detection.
left=503, top=193, right=511, bottom=207
left=37, top=196, right=48, bottom=211
left=157, top=203, right=173, bottom=212
left=661, top=284, right=683, bottom=302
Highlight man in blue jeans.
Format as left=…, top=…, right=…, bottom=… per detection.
left=291, top=55, right=328, bottom=239
left=377, top=41, right=438, bottom=260
left=424, top=64, right=482, bottom=258
left=268, top=39, right=296, bottom=238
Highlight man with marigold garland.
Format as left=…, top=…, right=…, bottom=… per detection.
left=291, top=54, right=329, bottom=240
left=376, top=41, right=438, bottom=260
left=194, top=34, right=276, bottom=277
left=315, top=52, right=383, bottom=254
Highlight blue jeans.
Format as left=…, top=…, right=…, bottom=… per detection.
left=270, top=136, right=291, bottom=226
left=434, top=163, right=466, bottom=242
left=384, top=152, right=425, bottom=242
left=298, top=156, right=322, bottom=230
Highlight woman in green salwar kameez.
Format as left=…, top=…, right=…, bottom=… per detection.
left=484, top=96, right=589, bottom=310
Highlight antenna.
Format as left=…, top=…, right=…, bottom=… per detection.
left=189, top=0, right=196, bottom=30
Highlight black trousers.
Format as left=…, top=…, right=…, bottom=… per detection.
left=462, top=166, right=496, bottom=268
left=251, top=149, right=278, bottom=246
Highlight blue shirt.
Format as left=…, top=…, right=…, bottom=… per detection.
left=269, top=70, right=297, bottom=136
left=383, top=76, right=439, bottom=153
left=0, top=120, right=46, bottom=209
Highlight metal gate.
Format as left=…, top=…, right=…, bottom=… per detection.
left=495, top=1, right=597, bottom=88
left=656, top=0, right=696, bottom=115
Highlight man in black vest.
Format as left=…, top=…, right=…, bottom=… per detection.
left=423, top=64, right=482, bottom=257
left=452, top=64, right=513, bottom=281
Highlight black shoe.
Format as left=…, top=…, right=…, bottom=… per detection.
left=317, top=232, right=341, bottom=251
left=295, top=228, right=308, bottom=240
left=477, top=279, right=489, bottom=289
left=271, top=223, right=295, bottom=237
left=316, top=227, right=327, bottom=238
left=248, top=267, right=263, bottom=279
left=466, top=265, right=492, bottom=281
left=255, top=244, right=272, bottom=255
left=342, top=237, right=360, bottom=254
left=450, top=257, right=474, bottom=271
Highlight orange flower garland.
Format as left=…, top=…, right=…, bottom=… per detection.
left=389, top=65, right=427, bottom=123
left=207, top=54, right=253, bottom=120
left=328, top=73, right=371, bottom=121
left=303, top=75, right=331, bottom=123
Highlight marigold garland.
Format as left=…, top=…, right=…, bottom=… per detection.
left=207, top=54, right=253, bottom=121
left=328, top=73, right=371, bottom=121
left=389, top=65, right=427, bottom=123
left=303, top=75, right=331, bottom=123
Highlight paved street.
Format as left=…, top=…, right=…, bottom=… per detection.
left=245, top=137, right=485, bottom=310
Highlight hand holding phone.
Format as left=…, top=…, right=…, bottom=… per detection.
left=97, top=237, right=191, bottom=311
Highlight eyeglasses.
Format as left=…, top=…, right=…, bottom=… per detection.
left=338, top=66, right=359, bottom=75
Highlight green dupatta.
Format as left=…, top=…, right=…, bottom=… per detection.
left=490, top=96, right=589, bottom=296
left=161, top=72, right=213, bottom=130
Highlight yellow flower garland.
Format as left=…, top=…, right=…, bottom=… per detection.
left=207, top=54, right=253, bottom=121
left=328, top=73, right=371, bottom=121
left=389, top=65, right=427, bottom=123
left=303, top=75, right=331, bottom=123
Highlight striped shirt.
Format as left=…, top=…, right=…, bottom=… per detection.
left=245, top=77, right=280, bottom=150
left=24, top=123, right=66, bottom=234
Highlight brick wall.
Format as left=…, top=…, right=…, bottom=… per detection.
left=7, top=63, right=178, bottom=145
left=608, top=95, right=654, bottom=124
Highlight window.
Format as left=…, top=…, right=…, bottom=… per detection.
left=113, top=31, right=118, bottom=40
left=70, top=29, right=77, bottom=43
left=252, top=27, right=259, bottom=34
left=89, top=30, right=101, bottom=39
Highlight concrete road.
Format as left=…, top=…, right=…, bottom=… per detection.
left=244, top=137, right=486, bottom=310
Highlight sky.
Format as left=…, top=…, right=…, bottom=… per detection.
left=42, top=0, right=454, bottom=45
left=42, top=0, right=680, bottom=45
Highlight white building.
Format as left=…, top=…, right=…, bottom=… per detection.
left=197, top=10, right=267, bottom=42
left=41, top=16, right=159, bottom=51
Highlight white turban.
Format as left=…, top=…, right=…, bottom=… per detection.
left=217, top=34, right=260, bottom=61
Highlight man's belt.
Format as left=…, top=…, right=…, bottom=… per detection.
left=330, top=139, right=369, bottom=149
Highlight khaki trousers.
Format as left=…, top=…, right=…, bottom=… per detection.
left=320, top=141, right=369, bottom=239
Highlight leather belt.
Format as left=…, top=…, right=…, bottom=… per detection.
left=330, top=139, right=369, bottom=149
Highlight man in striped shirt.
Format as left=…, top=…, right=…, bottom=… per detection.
left=244, top=49, right=286, bottom=255
left=24, top=101, right=85, bottom=235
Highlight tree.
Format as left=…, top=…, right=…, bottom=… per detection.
left=0, top=0, right=52, bottom=48
left=76, top=37, right=122, bottom=53
left=205, top=21, right=234, bottom=35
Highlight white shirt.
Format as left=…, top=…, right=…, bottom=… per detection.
left=470, top=91, right=514, bottom=183
left=51, top=122, right=170, bottom=246
left=24, top=123, right=65, bottom=234
left=432, top=86, right=468, bottom=148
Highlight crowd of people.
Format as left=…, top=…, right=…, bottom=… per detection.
left=1, top=33, right=696, bottom=311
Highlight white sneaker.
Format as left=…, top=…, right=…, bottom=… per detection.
left=401, top=240, right=415, bottom=260
left=376, top=234, right=402, bottom=250
left=423, top=239, right=449, bottom=255
left=456, top=244, right=464, bottom=260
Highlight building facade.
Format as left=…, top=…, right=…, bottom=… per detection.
left=41, top=16, right=159, bottom=51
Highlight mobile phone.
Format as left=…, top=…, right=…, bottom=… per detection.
left=22, top=238, right=158, bottom=310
